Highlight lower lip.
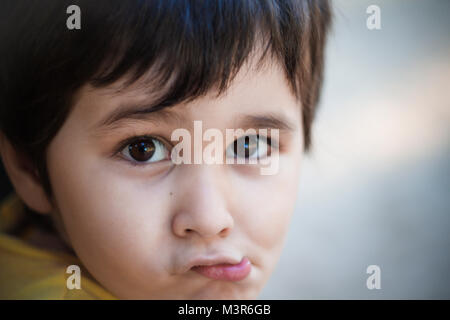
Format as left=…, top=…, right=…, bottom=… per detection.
left=192, top=257, right=252, bottom=281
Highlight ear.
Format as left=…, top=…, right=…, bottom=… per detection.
left=0, top=132, right=53, bottom=214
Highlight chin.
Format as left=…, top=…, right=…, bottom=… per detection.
left=187, top=283, right=259, bottom=300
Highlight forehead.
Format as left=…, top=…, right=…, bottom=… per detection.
left=71, top=56, right=301, bottom=131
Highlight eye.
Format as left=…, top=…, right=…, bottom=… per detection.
left=226, top=135, right=271, bottom=160
left=120, top=137, right=169, bottom=164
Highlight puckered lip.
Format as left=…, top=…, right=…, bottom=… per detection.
left=178, top=254, right=242, bottom=274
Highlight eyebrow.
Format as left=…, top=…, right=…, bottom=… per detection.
left=93, top=100, right=297, bottom=134
left=236, top=113, right=298, bottom=132
left=93, top=100, right=182, bottom=131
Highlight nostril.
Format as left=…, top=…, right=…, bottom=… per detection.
left=185, top=229, right=193, bottom=233
left=219, top=227, right=231, bottom=237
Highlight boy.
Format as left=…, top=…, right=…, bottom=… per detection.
left=0, top=0, right=331, bottom=299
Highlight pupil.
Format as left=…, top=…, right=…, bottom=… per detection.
left=129, top=140, right=156, bottom=162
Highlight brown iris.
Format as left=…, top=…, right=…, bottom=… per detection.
left=233, top=135, right=258, bottom=159
left=128, top=139, right=156, bottom=162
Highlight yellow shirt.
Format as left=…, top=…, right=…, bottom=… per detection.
left=0, top=193, right=117, bottom=299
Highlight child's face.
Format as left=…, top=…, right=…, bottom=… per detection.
left=45, top=59, right=303, bottom=299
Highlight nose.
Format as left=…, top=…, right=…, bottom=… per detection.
left=171, top=165, right=234, bottom=240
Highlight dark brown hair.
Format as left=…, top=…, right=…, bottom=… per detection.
left=0, top=0, right=332, bottom=198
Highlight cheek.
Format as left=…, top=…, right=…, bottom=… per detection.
left=232, top=154, right=301, bottom=251
left=46, top=138, right=172, bottom=280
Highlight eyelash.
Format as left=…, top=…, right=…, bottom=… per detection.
left=228, top=134, right=274, bottom=159
left=113, top=134, right=171, bottom=167
left=113, top=133, right=280, bottom=167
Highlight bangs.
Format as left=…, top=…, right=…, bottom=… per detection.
left=76, top=0, right=331, bottom=127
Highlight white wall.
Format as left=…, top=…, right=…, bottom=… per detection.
left=260, top=0, right=450, bottom=299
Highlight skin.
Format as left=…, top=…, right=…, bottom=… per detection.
left=0, top=57, right=304, bottom=299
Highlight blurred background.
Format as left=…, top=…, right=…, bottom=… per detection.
left=0, top=0, right=448, bottom=299
left=260, top=0, right=450, bottom=299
